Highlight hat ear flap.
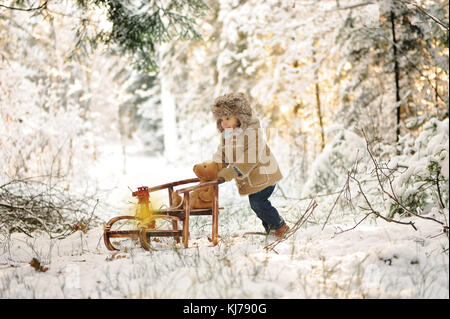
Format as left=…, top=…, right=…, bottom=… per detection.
left=216, top=119, right=223, bottom=132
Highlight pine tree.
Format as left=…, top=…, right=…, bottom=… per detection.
left=74, top=0, right=209, bottom=72
left=0, top=1, right=135, bottom=178
left=333, top=0, right=448, bottom=145
left=158, top=0, right=348, bottom=180
left=1, top=0, right=209, bottom=72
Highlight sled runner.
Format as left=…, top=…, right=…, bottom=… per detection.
left=103, top=178, right=224, bottom=251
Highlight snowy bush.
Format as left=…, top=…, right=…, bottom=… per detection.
left=388, top=118, right=449, bottom=219
left=301, top=128, right=369, bottom=196
left=300, top=117, right=449, bottom=233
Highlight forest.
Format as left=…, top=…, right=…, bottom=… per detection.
left=0, top=0, right=448, bottom=299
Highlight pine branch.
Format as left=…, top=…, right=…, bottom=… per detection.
left=375, top=31, right=448, bottom=106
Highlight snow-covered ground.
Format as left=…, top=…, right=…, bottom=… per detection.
left=0, top=143, right=448, bottom=299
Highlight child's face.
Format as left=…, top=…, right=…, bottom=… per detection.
left=220, top=116, right=239, bottom=131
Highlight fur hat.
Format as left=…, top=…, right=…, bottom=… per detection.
left=211, top=92, right=253, bottom=132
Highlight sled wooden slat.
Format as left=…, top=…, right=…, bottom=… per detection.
left=141, top=230, right=183, bottom=237
left=146, top=178, right=200, bottom=193
left=107, top=230, right=140, bottom=238
left=159, top=207, right=224, bottom=218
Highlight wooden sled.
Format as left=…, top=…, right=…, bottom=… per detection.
left=103, top=178, right=224, bottom=251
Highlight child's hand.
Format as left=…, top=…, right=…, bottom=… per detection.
left=217, top=166, right=237, bottom=182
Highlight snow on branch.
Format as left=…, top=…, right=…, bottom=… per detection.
left=326, top=128, right=448, bottom=238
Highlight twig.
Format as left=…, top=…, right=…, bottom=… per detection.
left=276, top=183, right=288, bottom=200
left=347, top=173, right=417, bottom=231
left=322, top=170, right=351, bottom=230
left=0, top=0, right=48, bottom=12
left=273, top=190, right=341, bottom=201
left=334, top=212, right=372, bottom=235
left=264, top=199, right=318, bottom=252
left=400, top=0, right=449, bottom=31
left=362, top=129, right=444, bottom=226
left=435, top=170, right=445, bottom=210
left=0, top=175, right=100, bottom=239
left=321, top=149, right=363, bottom=230
left=332, top=1, right=375, bottom=11
left=335, top=129, right=448, bottom=236
left=83, top=198, right=99, bottom=230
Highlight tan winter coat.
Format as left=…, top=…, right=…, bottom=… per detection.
left=212, top=115, right=283, bottom=195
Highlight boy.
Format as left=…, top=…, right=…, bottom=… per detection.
left=211, top=92, right=289, bottom=238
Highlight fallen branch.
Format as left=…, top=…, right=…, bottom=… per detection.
left=0, top=175, right=100, bottom=239
left=335, top=172, right=418, bottom=234
left=264, top=198, right=318, bottom=252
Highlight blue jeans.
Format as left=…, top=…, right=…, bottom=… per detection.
left=248, top=184, right=285, bottom=233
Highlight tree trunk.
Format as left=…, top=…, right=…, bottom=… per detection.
left=390, top=10, right=401, bottom=142
left=160, top=43, right=178, bottom=162
left=312, top=38, right=325, bottom=151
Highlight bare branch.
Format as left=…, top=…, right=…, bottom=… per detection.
left=273, top=190, right=342, bottom=202
left=0, top=0, right=48, bottom=12
left=332, top=129, right=448, bottom=237
left=322, top=170, right=351, bottom=231
left=346, top=173, right=417, bottom=231
left=265, top=199, right=318, bottom=252
left=400, top=0, right=449, bottom=31
left=334, top=1, right=375, bottom=11
left=0, top=175, right=100, bottom=239
left=435, top=170, right=446, bottom=210
left=361, top=129, right=444, bottom=226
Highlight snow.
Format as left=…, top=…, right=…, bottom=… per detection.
left=0, top=0, right=448, bottom=301
left=1, top=143, right=448, bottom=299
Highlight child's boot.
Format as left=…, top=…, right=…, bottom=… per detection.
left=272, top=224, right=289, bottom=238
